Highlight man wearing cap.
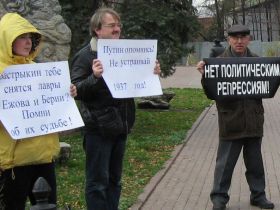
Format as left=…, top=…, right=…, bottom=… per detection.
left=197, top=24, right=274, bottom=210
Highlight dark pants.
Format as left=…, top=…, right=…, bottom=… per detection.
left=0, top=162, right=56, bottom=210
left=210, top=137, right=266, bottom=205
left=83, top=133, right=127, bottom=210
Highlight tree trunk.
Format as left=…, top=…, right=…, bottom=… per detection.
left=241, top=0, right=246, bottom=24
left=232, top=0, right=237, bottom=24
left=258, top=0, right=263, bottom=41
left=250, top=2, right=256, bottom=40
left=264, top=1, right=271, bottom=41
left=254, top=7, right=259, bottom=40
left=214, top=0, right=223, bottom=40
left=92, top=0, right=101, bottom=12
left=272, top=0, right=280, bottom=39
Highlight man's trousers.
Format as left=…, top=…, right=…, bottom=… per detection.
left=210, top=137, right=266, bottom=205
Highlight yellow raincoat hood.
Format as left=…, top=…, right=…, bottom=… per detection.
left=0, top=13, right=41, bottom=73
left=0, top=13, right=59, bottom=171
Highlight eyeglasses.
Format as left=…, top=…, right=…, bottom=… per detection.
left=102, top=23, right=123, bottom=29
left=230, top=35, right=249, bottom=41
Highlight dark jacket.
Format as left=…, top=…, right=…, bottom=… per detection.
left=206, top=47, right=264, bottom=140
left=70, top=42, right=135, bottom=135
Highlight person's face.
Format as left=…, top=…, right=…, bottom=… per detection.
left=228, top=34, right=250, bottom=55
left=12, top=33, right=32, bottom=57
left=95, top=13, right=121, bottom=39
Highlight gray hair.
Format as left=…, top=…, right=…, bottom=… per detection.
left=89, top=8, right=121, bottom=37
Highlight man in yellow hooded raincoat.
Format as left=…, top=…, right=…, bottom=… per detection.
left=0, top=13, right=75, bottom=209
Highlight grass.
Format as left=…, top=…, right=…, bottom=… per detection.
left=55, top=88, right=212, bottom=209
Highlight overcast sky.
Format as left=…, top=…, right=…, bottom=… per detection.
left=193, top=0, right=202, bottom=7
left=193, top=0, right=213, bottom=17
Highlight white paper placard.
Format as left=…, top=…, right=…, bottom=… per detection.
left=0, top=61, right=84, bottom=140
left=98, top=39, right=163, bottom=98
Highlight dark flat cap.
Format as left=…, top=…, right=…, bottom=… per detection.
left=227, top=24, right=250, bottom=36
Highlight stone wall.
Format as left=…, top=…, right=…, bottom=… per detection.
left=0, top=0, right=71, bottom=62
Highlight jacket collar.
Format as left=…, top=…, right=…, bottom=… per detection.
left=229, top=46, right=248, bottom=57
left=222, top=46, right=256, bottom=57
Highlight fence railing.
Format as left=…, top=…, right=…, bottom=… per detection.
left=184, top=41, right=280, bottom=65
left=30, top=177, right=71, bottom=210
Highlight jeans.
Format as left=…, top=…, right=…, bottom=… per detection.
left=84, top=133, right=127, bottom=210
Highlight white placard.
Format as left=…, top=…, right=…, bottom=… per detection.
left=0, top=61, right=84, bottom=140
left=98, top=39, right=163, bottom=98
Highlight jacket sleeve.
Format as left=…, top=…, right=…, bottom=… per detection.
left=70, top=46, right=101, bottom=101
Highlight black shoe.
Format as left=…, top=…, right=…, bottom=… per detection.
left=250, top=198, right=274, bottom=209
left=212, top=204, right=226, bottom=210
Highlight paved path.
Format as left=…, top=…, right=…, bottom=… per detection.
left=130, top=66, right=280, bottom=210
left=160, top=66, right=202, bottom=89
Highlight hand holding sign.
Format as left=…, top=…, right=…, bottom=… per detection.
left=92, top=59, right=104, bottom=78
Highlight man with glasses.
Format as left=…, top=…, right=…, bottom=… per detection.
left=70, top=8, right=160, bottom=210
left=197, top=24, right=274, bottom=210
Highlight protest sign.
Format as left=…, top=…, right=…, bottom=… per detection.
left=202, top=57, right=280, bottom=100
left=97, top=39, right=163, bottom=98
left=0, top=61, right=84, bottom=140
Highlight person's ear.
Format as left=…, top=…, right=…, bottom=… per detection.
left=95, top=28, right=101, bottom=37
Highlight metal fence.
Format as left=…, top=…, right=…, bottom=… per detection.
left=184, top=41, right=280, bottom=65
